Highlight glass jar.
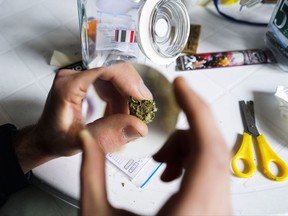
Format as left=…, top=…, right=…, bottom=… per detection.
left=77, top=0, right=190, bottom=68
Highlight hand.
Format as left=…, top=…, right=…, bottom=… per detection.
left=79, top=77, right=231, bottom=216
left=80, top=129, right=135, bottom=216
left=14, top=62, right=152, bottom=173
left=153, top=77, right=231, bottom=215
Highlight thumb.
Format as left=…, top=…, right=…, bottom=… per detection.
left=79, top=129, right=109, bottom=216
left=87, top=114, right=148, bottom=153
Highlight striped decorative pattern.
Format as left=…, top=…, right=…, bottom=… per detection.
left=114, top=29, right=136, bottom=43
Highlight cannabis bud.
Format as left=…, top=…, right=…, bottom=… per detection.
left=128, top=96, right=158, bottom=124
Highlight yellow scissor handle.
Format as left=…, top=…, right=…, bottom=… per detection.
left=256, top=134, right=288, bottom=182
left=231, top=132, right=256, bottom=178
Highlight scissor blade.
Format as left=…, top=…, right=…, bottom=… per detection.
left=247, top=101, right=255, bottom=123
left=239, top=101, right=260, bottom=136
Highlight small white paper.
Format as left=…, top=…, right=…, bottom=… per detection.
left=275, top=86, right=288, bottom=119
left=106, top=153, right=162, bottom=188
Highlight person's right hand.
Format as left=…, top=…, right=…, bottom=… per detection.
left=153, top=77, right=231, bottom=215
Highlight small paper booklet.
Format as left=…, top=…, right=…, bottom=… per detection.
left=106, top=153, right=162, bottom=188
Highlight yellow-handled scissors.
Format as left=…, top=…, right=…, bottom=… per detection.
left=231, top=100, right=288, bottom=181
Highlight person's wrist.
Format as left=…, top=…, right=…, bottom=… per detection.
left=13, top=125, right=54, bottom=173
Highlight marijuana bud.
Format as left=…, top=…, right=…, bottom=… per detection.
left=128, top=96, right=158, bottom=124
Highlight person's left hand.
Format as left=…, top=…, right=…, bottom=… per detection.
left=80, top=129, right=135, bottom=216
left=14, top=62, right=152, bottom=173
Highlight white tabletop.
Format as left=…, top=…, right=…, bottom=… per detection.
left=1, top=1, right=288, bottom=215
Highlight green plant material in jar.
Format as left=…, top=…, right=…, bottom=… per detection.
left=128, top=96, right=158, bottom=124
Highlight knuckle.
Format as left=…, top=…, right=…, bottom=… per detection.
left=95, top=131, right=125, bottom=153
left=119, top=61, right=133, bottom=69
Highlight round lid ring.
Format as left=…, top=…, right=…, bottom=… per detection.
left=137, top=0, right=190, bottom=65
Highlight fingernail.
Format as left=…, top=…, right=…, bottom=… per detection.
left=123, top=126, right=142, bottom=141
left=138, top=81, right=153, bottom=99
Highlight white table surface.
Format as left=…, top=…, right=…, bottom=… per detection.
left=1, top=0, right=288, bottom=215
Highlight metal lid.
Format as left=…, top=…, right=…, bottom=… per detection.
left=137, top=0, right=190, bottom=65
